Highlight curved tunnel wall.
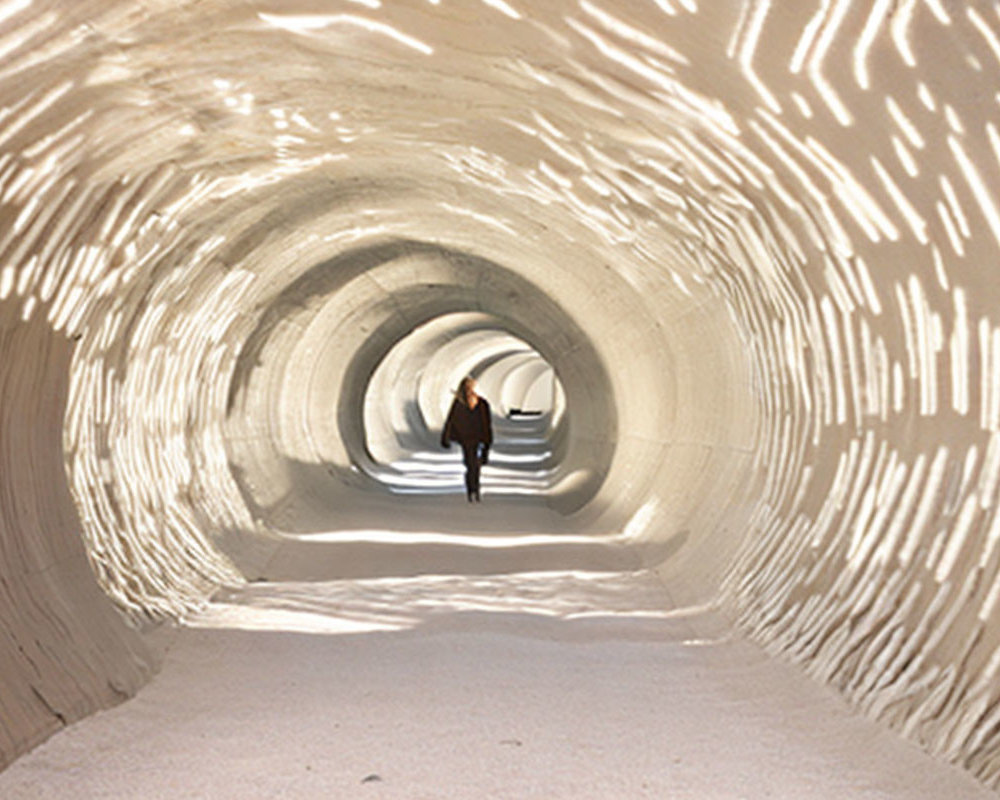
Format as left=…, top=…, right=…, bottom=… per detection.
left=0, top=303, right=152, bottom=765
left=3, top=0, right=1000, bottom=787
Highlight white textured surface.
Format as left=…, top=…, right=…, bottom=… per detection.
left=1, top=0, right=1000, bottom=791
left=0, top=572, right=991, bottom=800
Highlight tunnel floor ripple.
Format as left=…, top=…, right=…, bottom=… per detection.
left=0, top=571, right=988, bottom=800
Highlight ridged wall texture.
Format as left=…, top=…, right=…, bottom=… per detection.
left=2, top=0, right=1000, bottom=789
left=0, top=303, right=152, bottom=768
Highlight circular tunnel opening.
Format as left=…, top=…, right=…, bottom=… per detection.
left=222, top=238, right=625, bottom=538
left=362, top=311, right=567, bottom=497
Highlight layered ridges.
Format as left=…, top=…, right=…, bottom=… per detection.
left=0, top=305, right=153, bottom=769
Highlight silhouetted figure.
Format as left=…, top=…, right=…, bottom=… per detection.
left=441, top=377, right=493, bottom=502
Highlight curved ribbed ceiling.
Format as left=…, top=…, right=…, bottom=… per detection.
left=2, top=0, right=1000, bottom=788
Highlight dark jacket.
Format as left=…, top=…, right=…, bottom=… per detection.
left=441, top=397, right=493, bottom=448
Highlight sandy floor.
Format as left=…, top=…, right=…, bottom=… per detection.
left=0, top=570, right=992, bottom=799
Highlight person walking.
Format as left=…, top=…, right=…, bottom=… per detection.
left=441, top=377, right=493, bottom=502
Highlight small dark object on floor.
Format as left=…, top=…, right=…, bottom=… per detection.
left=500, top=739, right=523, bottom=747
left=362, top=774, right=383, bottom=783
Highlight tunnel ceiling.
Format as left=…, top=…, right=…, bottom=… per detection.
left=4, top=0, right=1000, bottom=787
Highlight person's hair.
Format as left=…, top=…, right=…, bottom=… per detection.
left=456, top=376, right=476, bottom=404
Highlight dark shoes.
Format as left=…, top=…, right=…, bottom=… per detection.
left=466, top=491, right=482, bottom=503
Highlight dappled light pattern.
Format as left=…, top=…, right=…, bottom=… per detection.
left=2, top=0, right=1000, bottom=789
left=185, top=570, right=698, bottom=638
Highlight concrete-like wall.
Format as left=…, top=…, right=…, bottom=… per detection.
left=3, top=0, right=1000, bottom=788
left=0, top=304, right=152, bottom=768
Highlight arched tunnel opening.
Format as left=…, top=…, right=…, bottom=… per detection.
left=2, top=1, right=1000, bottom=796
left=361, top=311, right=567, bottom=497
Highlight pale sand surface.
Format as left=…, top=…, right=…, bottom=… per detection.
left=0, top=571, right=991, bottom=799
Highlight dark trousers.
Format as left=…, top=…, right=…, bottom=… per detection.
left=461, top=442, right=483, bottom=497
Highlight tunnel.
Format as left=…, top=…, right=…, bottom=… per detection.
left=2, top=0, right=1000, bottom=796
